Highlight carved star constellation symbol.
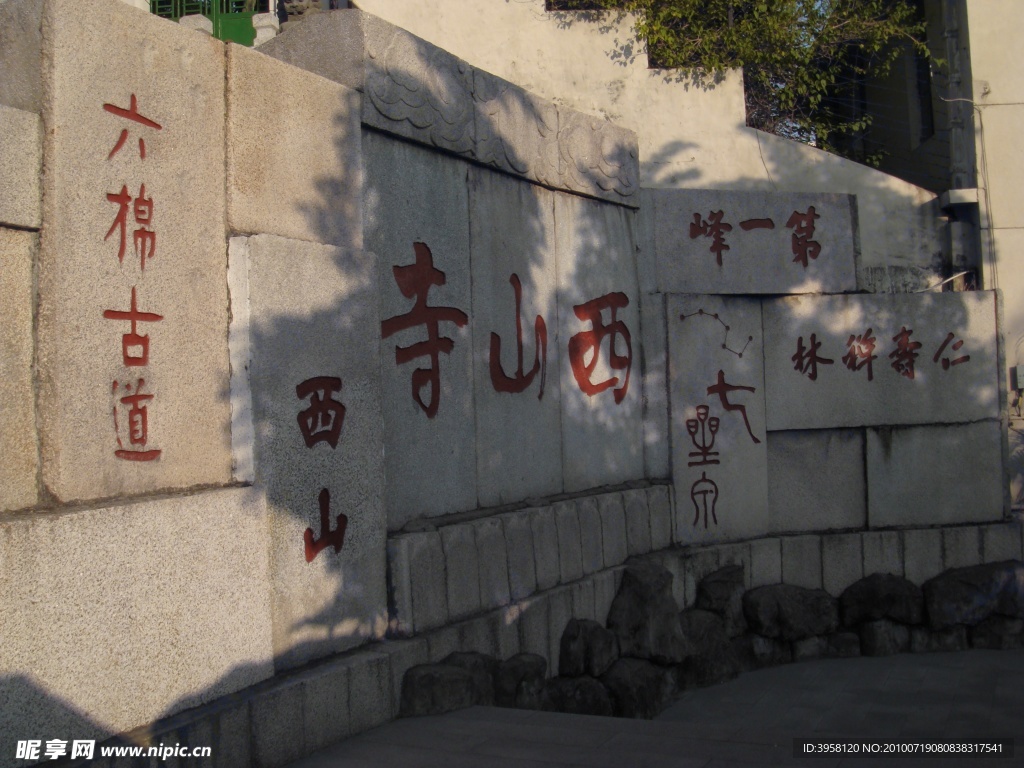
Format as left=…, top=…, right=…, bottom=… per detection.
left=678, top=309, right=753, bottom=358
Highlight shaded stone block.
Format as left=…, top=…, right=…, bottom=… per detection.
left=543, top=676, right=613, bottom=716
left=227, top=44, right=362, bottom=248
left=400, top=664, right=477, bottom=717
left=840, top=573, right=924, bottom=627
left=647, top=485, right=673, bottom=551
left=694, top=565, right=747, bottom=637
left=623, top=488, right=653, bottom=557
left=743, top=584, right=839, bottom=641
left=750, top=537, right=782, bottom=588
left=923, top=560, right=1024, bottom=629
left=502, top=510, right=537, bottom=601
left=302, top=662, right=351, bottom=754
left=943, top=527, right=982, bottom=570
left=554, top=500, right=584, bottom=584
left=968, top=616, right=1024, bottom=650
left=441, top=524, right=482, bottom=622
left=822, top=534, right=864, bottom=597
left=607, top=561, right=686, bottom=665
left=559, top=618, right=618, bottom=678
left=251, top=679, right=305, bottom=768
left=982, top=523, right=1024, bottom=564
left=442, top=651, right=498, bottom=706
left=495, top=653, right=547, bottom=709
left=910, top=625, right=968, bottom=653
left=903, top=528, right=943, bottom=585
left=862, top=531, right=903, bottom=577
left=531, top=506, right=561, bottom=592
left=597, top=493, right=629, bottom=568
left=781, top=535, right=822, bottom=589
left=474, top=516, right=511, bottom=611
left=347, top=652, right=394, bottom=734
left=600, top=659, right=676, bottom=719
left=406, top=531, right=449, bottom=633
left=577, top=496, right=605, bottom=575
left=859, top=619, right=911, bottom=656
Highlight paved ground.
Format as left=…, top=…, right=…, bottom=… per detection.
left=288, top=650, right=1024, bottom=767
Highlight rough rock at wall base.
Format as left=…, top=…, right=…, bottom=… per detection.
left=559, top=618, right=619, bottom=678
left=695, top=565, right=748, bottom=637
left=910, top=626, right=969, bottom=653
left=742, top=584, right=839, bottom=641
left=840, top=573, right=924, bottom=627
left=544, top=676, right=614, bottom=716
left=494, top=653, right=547, bottom=710
left=923, top=560, right=1024, bottom=629
left=600, top=658, right=676, bottom=719
left=858, top=619, right=911, bottom=656
left=606, top=561, right=687, bottom=665
left=969, top=617, right=1024, bottom=650
left=400, top=664, right=478, bottom=716
left=442, top=651, right=498, bottom=705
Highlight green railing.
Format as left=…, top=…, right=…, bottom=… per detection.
left=151, top=0, right=270, bottom=46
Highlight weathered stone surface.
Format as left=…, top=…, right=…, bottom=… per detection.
left=0, top=105, right=41, bottom=228
left=678, top=609, right=728, bottom=654
left=554, top=501, right=584, bottom=584
left=676, top=609, right=740, bottom=688
left=442, top=652, right=498, bottom=705
left=0, top=228, right=38, bottom=512
left=400, top=664, right=477, bottom=716
left=781, top=535, right=823, bottom=589
left=750, top=538, right=782, bottom=588
left=791, top=632, right=860, bottom=662
left=38, top=0, right=232, bottom=501
left=239, top=235, right=386, bottom=667
left=731, top=633, right=792, bottom=671
left=763, top=291, right=999, bottom=430
left=821, top=534, right=864, bottom=596
left=364, top=130, right=477, bottom=526
left=0, top=0, right=42, bottom=113
left=440, top=523, right=482, bottom=621
left=261, top=10, right=639, bottom=206
left=903, top=528, right=944, bottom=585
left=502, top=510, right=538, bottom=601
left=543, top=676, right=613, bottom=717
left=226, top=44, right=362, bottom=248
left=600, top=659, right=676, bottom=719
left=474, top=516, right=511, bottom=610
left=969, top=616, right=1024, bottom=650
left=923, top=560, right=1024, bottom=629
left=695, top=565, right=747, bottom=637
left=648, top=485, right=673, bottom=551
left=767, top=429, right=866, bottom=535
left=669, top=294, right=768, bottom=545
left=743, top=584, right=839, bottom=641
left=859, top=619, right=911, bottom=656
left=556, top=194, right=643, bottom=492
left=653, top=190, right=858, bottom=295
left=623, top=489, right=653, bottom=557
left=607, top=561, right=687, bottom=665
left=559, top=618, right=619, bottom=678
left=577, top=496, right=605, bottom=575
left=868, top=424, right=1004, bottom=528
left=531, top=506, right=562, bottom=592
left=910, top=626, right=968, bottom=654
left=861, top=531, right=902, bottom=578
left=495, top=653, right=547, bottom=709
left=469, top=169, right=562, bottom=506
left=840, top=573, right=924, bottom=628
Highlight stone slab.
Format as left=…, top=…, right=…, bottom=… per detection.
left=345, top=651, right=394, bottom=735
left=622, top=488, right=653, bottom=557
left=577, top=496, right=605, bottom=576
left=240, top=234, right=386, bottom=669
left=516, top=597, right=550, bottom=665
left=441, top=523, right=482, bottom=621
left=260, top=10, right=639, bottom=207
left=226, top=44, right=362, bottom=249
left=593, top=568, right=622, bottom=625
left=570, top=578, right=597, bottom=623
left=474, top=516, right=511, bottom=610
left=781, top=535, right=822, bottom=589
left=363, top=130, right=477, bottom=527
left=469, top=167, right=562, bottom=506
left=531, top=506, right=561, bottom=592
left=647, top=485, right=672, bottom=551
left=0, top=487, right=274, bottom=756
left=750, top=537, right=782, bottom=588
left=862, top=531, right=902, bottom=576
left=982, top=522, right=1024, bottom=563
left=822, top=534, right=864, bottom=596
left=0, top=228, right=39, bottom=511
left=554, top=501, right=584, bottom=584
left=682, top=549, right=720, bottom=608
left=766, top=429, right=866, bottom=534
left=901, top=528, right=943, bottom=585
left=763, top=291, right=999, bottom=430
left=303, top=661, right=351, bottom=754
left=866, top=422, right=1004, bottom=528
left=405, top=531, right=449, bottom=633
left=640, top=293, right=671, bottom=480
left=0, top=0, right=42, bottom=113
left=37, top=0, right=231, bottom=502
left=942, top=526, right=982, bottom=570
left=0, top=105, right=41, bottom=228
left=653, top=190, right=858, bottom=295
left=555, top=193, right=643, bottom=492
left=502, top=510, right=537, bottom=601
left=598, top=492, right=629, bottom=568
left=251, top=679, right=305, bottom=768
left=669, top=294, right=768, bottom=544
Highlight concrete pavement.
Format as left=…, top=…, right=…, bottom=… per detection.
left=287, top=650, right=1024, bottom=767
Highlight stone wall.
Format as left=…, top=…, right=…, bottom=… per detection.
left=0, top=1, right=1011, bottom=766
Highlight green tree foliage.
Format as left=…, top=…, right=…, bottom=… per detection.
left=554, top=0, right=930, bottom=162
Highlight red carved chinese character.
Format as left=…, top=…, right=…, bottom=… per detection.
left=690, top=211, right=732, bottom=266
left=304, top=488, right=348, bottom=563
left=380, top=242, right=469, bottom=418
left=102, top=286, right=163, bottom=366
left=842, top=328, right=877, bottom=381
left=706, top=369, right=760, bottom=444
left=112, top=378, right=160, bottom=461
left=934, top=332, right=971, bottom=369
left=785, top=207, right=821, bottom=268
left=105, top=184, right=155, bottom=269
left=296, top=376, right=345, bottom=448
left=792, top=333, right=834, bottom=381
left=686, top=404, right=720, bottom=466
left=103, top=94, right=162, bottom=160
left=739, top=218, right=775, bottom=231
left=490, top=273, right=547, bottom=399
left=691, top=471, right=719, bottom=529
left=568, top=292, right=632, bottom=403
left=889, top=326, right=923, bottom=380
